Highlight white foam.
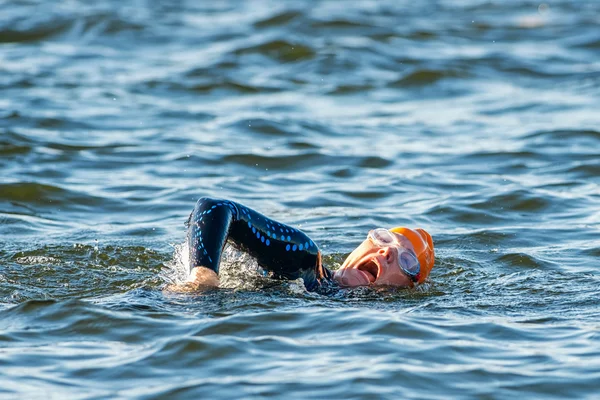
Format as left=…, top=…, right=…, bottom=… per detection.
left=161, top=241, right=264, bottom=290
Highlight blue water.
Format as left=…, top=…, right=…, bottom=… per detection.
left=1, top=0, right=600, bottom=398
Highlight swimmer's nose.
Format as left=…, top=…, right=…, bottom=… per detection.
left=374, top=247, right=396, bottom=270
left=376, top=247, right=394, bottom=262
left=377, top=247, right=391, bottom=256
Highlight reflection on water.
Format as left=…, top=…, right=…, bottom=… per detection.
left=1, top=0, right=599, bottom=398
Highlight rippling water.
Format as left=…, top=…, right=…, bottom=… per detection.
left=1, top=0, right=600, bottom=398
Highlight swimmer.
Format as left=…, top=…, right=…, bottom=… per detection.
left=168, top=197, right=434, bottom=292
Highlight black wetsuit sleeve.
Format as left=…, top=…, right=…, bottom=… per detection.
left=188, top=197, right=331, bottom=291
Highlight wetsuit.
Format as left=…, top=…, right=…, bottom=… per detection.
left=188, top=197, right=333, bottom=291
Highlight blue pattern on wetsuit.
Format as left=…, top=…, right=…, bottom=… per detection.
left=188, top=197, right=332, bottom=291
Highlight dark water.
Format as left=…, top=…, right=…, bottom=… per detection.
left=1, top=0, right=600, bottom=398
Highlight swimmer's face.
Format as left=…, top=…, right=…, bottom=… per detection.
left=334, top=231, right=418, bottom=288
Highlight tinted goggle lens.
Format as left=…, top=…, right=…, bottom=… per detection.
left=399, top=251, right=420, bottom=277
left=369, top=228, right=397, bottom=246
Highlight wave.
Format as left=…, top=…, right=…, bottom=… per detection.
left=234, top=39, right=316, bottom=62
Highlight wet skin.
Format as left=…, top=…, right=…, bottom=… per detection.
left=333, top=231, right=416, bottom=288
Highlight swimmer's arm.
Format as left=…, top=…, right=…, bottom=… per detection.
left=178, top=196, right=324, bottom=291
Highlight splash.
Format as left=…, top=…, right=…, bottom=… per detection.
left=161, top=241, right=267, bottom=290
left=218, top=244, right=265, bottom=290
left=160, top=242, right=190, bottom=286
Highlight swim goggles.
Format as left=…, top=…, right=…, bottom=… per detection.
left=368, top=228, right=421, bottom=282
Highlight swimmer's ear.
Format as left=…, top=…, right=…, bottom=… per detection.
left=185, top=212, right=192, bottom=227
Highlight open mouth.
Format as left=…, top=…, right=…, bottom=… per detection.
left=356, top=259, right=379, bottom=283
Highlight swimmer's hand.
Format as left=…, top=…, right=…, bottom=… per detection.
left=164, top=266, right=219, bottom=293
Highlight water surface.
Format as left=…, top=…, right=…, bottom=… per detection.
left=1, top=0, right=600, bottom=398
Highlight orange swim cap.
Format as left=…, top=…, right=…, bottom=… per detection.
left=390, top=227, right=435, bottom=284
